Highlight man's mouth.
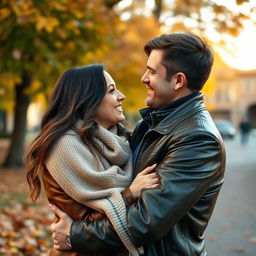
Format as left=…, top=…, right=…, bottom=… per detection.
left=146, top=84, right=153, bottom=91
left=147, top=87, right=154, bottom=94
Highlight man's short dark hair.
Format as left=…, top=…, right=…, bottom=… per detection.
left=144, top=32, right=214, bottom=91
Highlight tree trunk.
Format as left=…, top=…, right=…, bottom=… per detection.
left=153, top=0, right=163, bottom=20
left=0, top=110, right=7, bottom=133
left=2, top=71, right=31, bottom=168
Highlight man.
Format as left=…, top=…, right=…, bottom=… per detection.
left=50, top=32, right=226, bottom=255
left=239, top=119, right=250, bottom=145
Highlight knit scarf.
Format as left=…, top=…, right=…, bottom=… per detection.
left=45, top=123, right=143, bottom=256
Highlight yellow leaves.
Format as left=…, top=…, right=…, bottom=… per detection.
left=36, top=16, right=60, bottom=33
left=84, top=20, right=95, bottom=30
left=236, top=0, right=249, bottom=5
left=66, top=41, right=75, bottom=51
left=1, top=73, right=22, bottom=89
left=65, top=20, right=81, bottom=35
left=0, top=170, right=54, bottom=255
left=170, top=21, right=188, bottom=32
left=65, top=0, right=92, bottom=19
left=0, top=8, right=11, bottom=20
left=56, top=28, right=67, bottom=40
left=70, top=9, right=85, bottom=19
left=34, top=93, right=48, bottom=109
left=82, top=51, right=96, bottom=63
left=10, top=0, right=33, bottom=16
left=54, top=41, right=63, bottom=48
left=48, top=1, right=67, bottom=12
left=25, top=80, right=42, bottom=95
left=9, top=0, right=38, bottom=25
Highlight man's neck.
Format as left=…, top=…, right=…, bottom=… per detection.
left=156, top=92, right=199, bottom=112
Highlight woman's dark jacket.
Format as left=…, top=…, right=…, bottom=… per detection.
left=70, top=93, right=226, bottom=256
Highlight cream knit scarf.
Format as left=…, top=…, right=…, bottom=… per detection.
left=45, top=123, right=143, bottom=256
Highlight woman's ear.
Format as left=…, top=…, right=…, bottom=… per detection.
left=174, top=72, right=187, bottom=90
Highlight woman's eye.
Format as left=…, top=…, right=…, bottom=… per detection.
left=109, top=88, right=115, bottom=93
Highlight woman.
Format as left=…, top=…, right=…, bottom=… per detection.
left=25, top=64, right=159, bottom=256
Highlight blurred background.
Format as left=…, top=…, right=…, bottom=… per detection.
left=0, top=0, right=255, bottom=255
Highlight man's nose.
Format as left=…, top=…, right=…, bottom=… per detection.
left=141, top=72, right=149, bottom=83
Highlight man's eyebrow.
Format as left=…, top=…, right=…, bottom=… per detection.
left=147, top=65, right=157, bottom=72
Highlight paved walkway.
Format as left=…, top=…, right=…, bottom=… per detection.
left=205, top=134, right=256, bottom=256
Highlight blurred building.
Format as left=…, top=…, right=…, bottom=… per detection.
left=205, top=68, right=256, bottom=129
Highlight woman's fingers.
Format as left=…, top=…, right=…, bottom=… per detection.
left=141, top=163, right=157, bottom=174
left=149, top=172, right=158, bottom=178
left=49, top=204, right=65, bottom=219
left=143, top=176, right=160, bottom=188
left=152, top=176, right=160, bottom=183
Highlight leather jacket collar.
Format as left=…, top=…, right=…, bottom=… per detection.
left=140, top=92, right=205, bottom=135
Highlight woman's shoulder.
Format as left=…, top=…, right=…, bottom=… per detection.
left=53, top=128, right=84, bottom=151
left=46, top=128, right=92, bottom=164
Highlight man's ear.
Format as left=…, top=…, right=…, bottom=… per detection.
left=174, top=72, right=187, bottom=90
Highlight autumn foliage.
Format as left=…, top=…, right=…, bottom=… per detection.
left=0, top=139, right=53, bottom=255
left=0, top=200, right=53, bottom=256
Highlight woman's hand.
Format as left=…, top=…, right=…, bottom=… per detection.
left=129, top=163, right=160, bottom=198
left=49, top=204, right=73, bottom=250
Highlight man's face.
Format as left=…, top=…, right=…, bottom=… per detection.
left=141, top=49, right=177, bottom=109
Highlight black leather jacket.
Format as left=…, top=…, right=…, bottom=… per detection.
left=70, top=93, right=226, bottom=256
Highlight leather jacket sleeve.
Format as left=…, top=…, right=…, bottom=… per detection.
left=71, top=217, right=124, bottom=252
left=70, top=132, right=224, bottom=252
left=70, top=188, right=136, bottom=251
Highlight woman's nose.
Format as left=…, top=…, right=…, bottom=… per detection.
left=117, top=90, right=125, bottom=101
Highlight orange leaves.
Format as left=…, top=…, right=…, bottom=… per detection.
left=0, top=8, right=10, bottom=20
left=0, top=169, right=54, bottom=255
left=0, top=201, right=54, bottom=255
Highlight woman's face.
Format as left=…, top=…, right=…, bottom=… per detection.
left=95, top=71, right=126, bottom=129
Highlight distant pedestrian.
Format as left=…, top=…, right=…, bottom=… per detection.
left=239, top=119, right=250, bottom=145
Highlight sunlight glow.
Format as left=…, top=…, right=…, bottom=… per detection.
left=116, top=0, right=132, bottom=9
left=116, top=0, right=256, bottom=71
left=145, top=0, right=155, bottom=9
left=214, top=0, right=256, bottom=15
left=217, top=21, right=256, bottom=71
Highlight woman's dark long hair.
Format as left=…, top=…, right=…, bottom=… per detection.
left=25, top=64, right=110, bottom=201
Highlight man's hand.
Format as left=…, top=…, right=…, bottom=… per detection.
left=49, top=204, right=73, bottom=250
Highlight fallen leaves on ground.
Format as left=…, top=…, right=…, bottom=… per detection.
left=0, top=168, right=54, bottom=256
